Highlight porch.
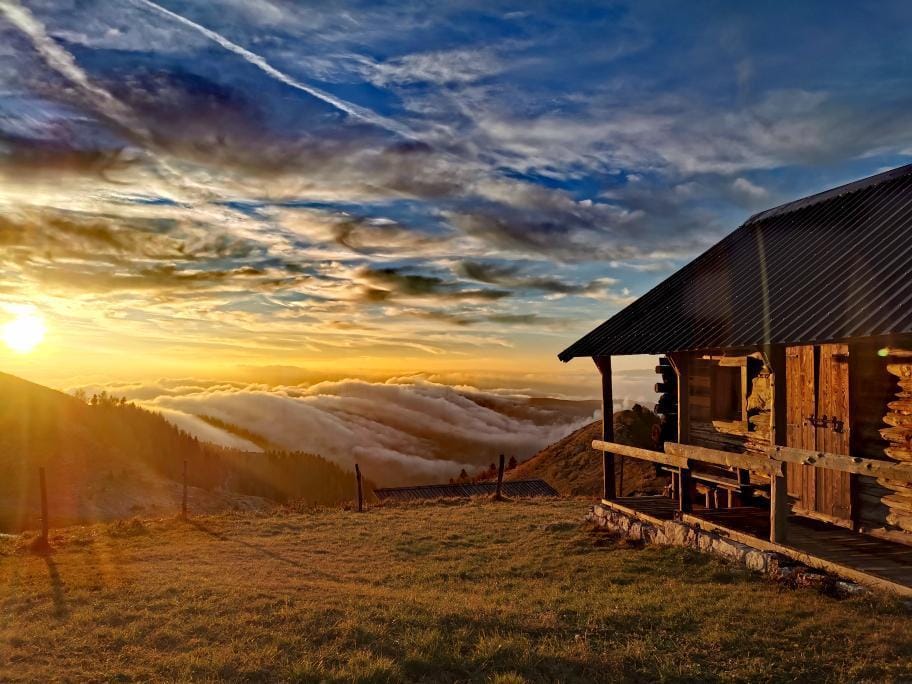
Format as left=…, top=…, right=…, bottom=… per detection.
left=593, top=440, right=912, bottom=597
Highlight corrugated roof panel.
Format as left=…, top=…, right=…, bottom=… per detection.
left=559, top=164, right=912, bottom=360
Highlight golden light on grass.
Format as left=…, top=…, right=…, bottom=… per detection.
left=2, top=311, right=46, bottom=354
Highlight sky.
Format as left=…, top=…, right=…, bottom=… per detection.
left=2, top=0, right=912, bottom=393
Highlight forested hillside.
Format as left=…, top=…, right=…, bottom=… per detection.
left=0, top=373, right=367, bottom=530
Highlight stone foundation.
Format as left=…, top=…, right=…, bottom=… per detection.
left=587, top=502, right=864, bottom=592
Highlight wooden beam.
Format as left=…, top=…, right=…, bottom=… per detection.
left=667, top=353, right=689, bottom=444
left=592, top=440, right=689, bottom=469
left=766, top=345, right=787, bottom=448
left=768, top=445, right=912, bottom=483
left=770, top=468, right=788, bottom=543
left=593, top=356, right=616, bottom=500
left=665, top=442, right=783, bottom=476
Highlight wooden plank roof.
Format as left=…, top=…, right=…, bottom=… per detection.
left=559, top=163, right=912, bottom=360
left=374, top=479, right=559, bottom=502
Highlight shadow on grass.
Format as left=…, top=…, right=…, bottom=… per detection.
left=43, top=556, right=68, bottom=619
left=187, top=519, right=309, bottom=570
left=186, top=519, right=343, bottom=584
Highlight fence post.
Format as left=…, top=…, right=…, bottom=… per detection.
left=495, top=454, right=505, bottom=500
left=182, top=460, right=188, bottom=519
left=355, top=463, right=364, bottom=512
left=39, top=467, right=49, bottom=546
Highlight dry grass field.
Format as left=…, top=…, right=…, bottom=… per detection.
left=1, top=498, right=911, bottom=682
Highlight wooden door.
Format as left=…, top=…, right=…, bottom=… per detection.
left=786, top=345, right=817, bottom=509
left=785, top=343, right=853, bottom=524
left=816, top=344, right=852, bottom=521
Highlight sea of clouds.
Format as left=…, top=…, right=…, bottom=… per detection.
left=71, top=372, right=655, bottom=486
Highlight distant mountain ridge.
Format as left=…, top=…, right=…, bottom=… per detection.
left=0, top=372, right=367, bottom=531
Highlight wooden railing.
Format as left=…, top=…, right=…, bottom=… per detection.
left=591, top=439, right=912, bottom=544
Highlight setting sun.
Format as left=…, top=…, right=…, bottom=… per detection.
left=2, top=313, right=46, bottom=354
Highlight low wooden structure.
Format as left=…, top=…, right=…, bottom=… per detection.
left=560, top=164, right=912, bottom=593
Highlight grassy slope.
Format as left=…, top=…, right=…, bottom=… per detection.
left=509, top=411, right=666, bottom=497
left=1, top=500, right=910, bottom=682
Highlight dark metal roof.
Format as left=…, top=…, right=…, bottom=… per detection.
left=559, top=163, right=912, bottom=360
left=374, top=479, right=559, bottom=502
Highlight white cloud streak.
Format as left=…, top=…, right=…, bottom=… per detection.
left=0, top=0, right=135, bottom=130
left=132, top=0, right=416, bottom=140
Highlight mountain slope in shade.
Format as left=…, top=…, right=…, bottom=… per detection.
left=0, top=372, right=366, bottom=531
left=508, top=406, right=667, bottom=497
left=0, top=372, right=270, bottom=530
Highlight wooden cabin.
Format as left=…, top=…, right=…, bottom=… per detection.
left=559, top=164, right=912, bottom=593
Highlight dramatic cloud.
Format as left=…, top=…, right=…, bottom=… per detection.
left=2, top=1, right=912, bottom=383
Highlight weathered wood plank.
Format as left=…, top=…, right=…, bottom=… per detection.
left=665, top=441, right=782, bottom=476
left=591, top=440, right=688, bottom=468
left=770, top=469, right=788, bottom=543
left=769, top=445, right=912, bottom=484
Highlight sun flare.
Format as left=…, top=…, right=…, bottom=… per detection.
left=3, top=313, right=46, bottom=354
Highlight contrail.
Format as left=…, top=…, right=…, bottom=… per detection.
left=0, top=0, right=136, bottom=131
left=132, top=0, right=415, bottom=140
left=0, top=0, right=211, bottom=198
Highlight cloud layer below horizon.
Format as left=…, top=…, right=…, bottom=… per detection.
left=70, top=373, right=656, bottom=485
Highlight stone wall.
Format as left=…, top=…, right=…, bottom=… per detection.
left=586, top=502, right=863, bottom=594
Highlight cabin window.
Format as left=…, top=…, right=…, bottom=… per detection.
left=711, top=364, right=743, bottom=422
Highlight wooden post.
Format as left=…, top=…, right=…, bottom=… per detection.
left=736, top=468, right=752, bottom=506
left=618, top=454, right=625, bottom=498
left=712, top=487, right=724, bottom=509
left=667, top=353, right=690, bottom=445
left=766, top=345, right=788, bottom=448
left=39, top=467, right=49, bottom=546
left=770, top=467, right=788, bottom=543
left=766, top=345, right=788, bottom=542
left=678, top=464, right=692, bottom=513
left=181, top=460, right=188, bottom=519
left=495, top=454, right=505, bottom=500
left=355, top=463, right=364, bottom=512
left=668, top=353, right=690, bottom=511
left=594, top=356, right=615, bottom=500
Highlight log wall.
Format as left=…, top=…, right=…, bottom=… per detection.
left=850, top=342, right=898, bottom=532
left=877, top=348, right=912, bottom=533
left=676, top=342, right=912, bottom=542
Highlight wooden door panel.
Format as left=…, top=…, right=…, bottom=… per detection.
left=786, top=345, right=816, bottom=509
left=816, top=344, right=852, bottom=522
